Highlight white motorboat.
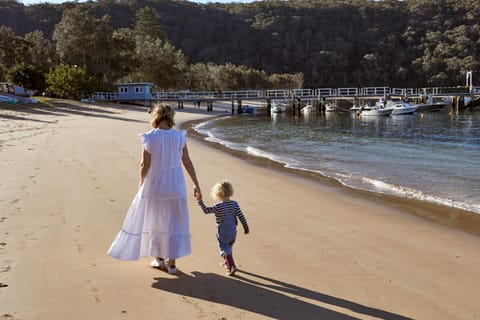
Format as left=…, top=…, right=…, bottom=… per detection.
left=413, top=96, right=450, bottom=112
left=358, top=99, right=392, bottom=116
left=271, top=100, right=287, bottom=113
left=386, top=100, right=417, bottom=115
left=325, top=102, right=337, bottom=112
left=359, top=106, right=392, bottom=116
left=350, top=104, right=362, bottom=112
left=301, top=104, right=313, bottom=113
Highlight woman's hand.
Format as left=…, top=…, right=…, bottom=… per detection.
left=194, top=185, right=202, bottom=201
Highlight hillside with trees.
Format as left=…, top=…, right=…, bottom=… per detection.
left=0, top=0, right=479, bottom=97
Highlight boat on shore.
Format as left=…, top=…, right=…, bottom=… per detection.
left=0, top=95, right=18, bottom=105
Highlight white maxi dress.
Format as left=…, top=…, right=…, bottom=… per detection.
left=108, top=129, right=191, bottom=260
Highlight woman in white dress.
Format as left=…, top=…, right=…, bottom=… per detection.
left=108, top=103, right=201, bottom=274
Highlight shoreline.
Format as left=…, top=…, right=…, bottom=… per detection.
left=182, top=116, right=480, bottom=237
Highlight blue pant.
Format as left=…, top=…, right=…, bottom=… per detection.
left=216, top=213, right=237, bottom=257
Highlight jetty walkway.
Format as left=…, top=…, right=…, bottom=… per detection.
left=92, top=85, right=480, bottom=113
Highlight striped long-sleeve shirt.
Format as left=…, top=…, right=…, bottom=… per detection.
left=197, top=200, right=249, bottom=232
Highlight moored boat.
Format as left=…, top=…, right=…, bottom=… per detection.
left=271, top=100, right=287, bottom=113
left=325, top=102, right=338, bottom=112
left=242, top=105, right=256, bottom=113
left=350, top=104, right=362, bottom=112
left=386, top=100, right=417, bottom=115
left=301, top=104, right=313, bottom=113
left=413, top=96, right=450, bottom=112
left=359, top=105, right=392, bottom=116
left=358, top=98, right=392, bottom=116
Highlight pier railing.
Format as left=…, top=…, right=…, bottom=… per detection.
left=92, top=86, right=480, bottom=102
left=91, top=92, right=117, bottom=101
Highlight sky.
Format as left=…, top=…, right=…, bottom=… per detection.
left=19, top=0, right=257, bottom=5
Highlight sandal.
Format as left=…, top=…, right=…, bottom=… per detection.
left=167, top=265, right=177, bottom=275
left=150, top=257, right=166, bottom=269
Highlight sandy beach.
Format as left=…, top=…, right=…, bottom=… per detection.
left=1, top=99, right=480, bottom=320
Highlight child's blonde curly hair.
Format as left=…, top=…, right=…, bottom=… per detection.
left=211, top=180, right=234, bottom=200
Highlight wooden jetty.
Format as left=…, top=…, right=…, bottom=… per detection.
left=91, top=84, right=480, bottom=114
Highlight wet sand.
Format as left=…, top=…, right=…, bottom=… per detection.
left=1, top=99, right=480, bottom=319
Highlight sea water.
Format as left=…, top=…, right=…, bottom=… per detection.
left=194, top=110, right=480, bottom=214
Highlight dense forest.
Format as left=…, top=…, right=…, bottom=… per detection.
left=0, top=0, right=479, bottom=96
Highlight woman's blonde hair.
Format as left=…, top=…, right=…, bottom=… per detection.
left=211, top=180, right=234, bottom=200
left=150, top=103, right=175, bottom=128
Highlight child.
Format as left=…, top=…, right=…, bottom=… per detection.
left=196, top=180, right=249, bottom=276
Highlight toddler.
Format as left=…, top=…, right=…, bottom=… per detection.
left=196, top=180, right=249, bottom=276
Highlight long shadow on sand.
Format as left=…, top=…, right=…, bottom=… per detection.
left=1, top=100, right=228, bottom=124
left=1, top=100, right=147, bottom=123
left=152, top=270, right=412, bottom=320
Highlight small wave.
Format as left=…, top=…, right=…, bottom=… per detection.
left=245, top=146, right=300, bottom=166
left=193, top=117, right=246, bottom=151
left=193, top=117, right=229, bottom=133
left=358, top=177, right=480, bottom=214
left=291, top=168, right=480, bottom=214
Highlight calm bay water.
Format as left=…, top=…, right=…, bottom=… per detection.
left=194, top=110, right=480, bottom=214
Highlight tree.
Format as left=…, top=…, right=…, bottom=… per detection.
left=268, top=72, right=303, bottom=89
left=52, top=7, right=115, bottom=89
left=109, top=28, right=138, bottom=85
left=0, top=26, right=31, bottom=78
left=46, top=64, right=95, bottom=99
left=134, top=7, right=165, bottom=43
left=24, top=30, right=58, bottom=73
left=6, top=63, right=46, bottom=92
left=187, top=63, right=215, bottom=91
left=135, top=38, right=188, bottom=89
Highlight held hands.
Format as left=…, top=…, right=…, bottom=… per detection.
left=194, top=185, right=202, bottom=201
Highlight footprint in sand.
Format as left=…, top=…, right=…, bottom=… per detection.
left=1, top=265, right=11, bottom=273
left=73, top=239, right=83, bottom=253
left=92, top=288, right=101, bottom=302
left=91, top=256, right=97, bottom=267
left=85, top=279, right=102, bottom=302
